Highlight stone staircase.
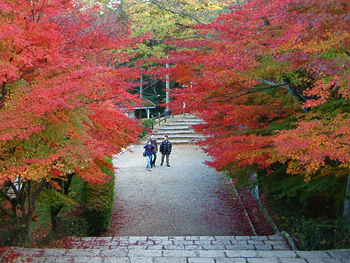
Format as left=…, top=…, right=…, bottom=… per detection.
left=151, top=114, right=206, bottom=144
left=3, top=235, right=350, bottom=262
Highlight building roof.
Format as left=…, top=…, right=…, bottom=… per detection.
left=133, top=98, right=156, bottom=110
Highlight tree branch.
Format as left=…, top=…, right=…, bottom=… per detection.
left=9, top=180, right=20, bottom=197
left=174, top=22, right=193, bottom=29
left=19, top=70, right=35, bottom=80
left=204, top=83, right=286, bottom=104
left=0, top=187, right=13, bottom=203
left=19, top=179, right=26, bottom=205
left=0, top=205, right=12, bottom=218
left=32, top=180, right=48, bottom=208
left=258, top=79, right=310, bottom=113
left=218, top=66, right=310, bottom=113
left=64, top=173, right=75, bottom=196
left=150, top=0, right=206, bottom=25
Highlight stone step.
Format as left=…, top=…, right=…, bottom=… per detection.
left=181, top=115, right=203, bottom=120
left=156, top=139, right=201, bottom=144
left=170, top=119, right=204, bottom=123
left=156, top=126, right=192, bottom=130
left=149, top=135, right=206, bottom=144
left=67, top=235, right=290, bottom=249
left=153, top=130, right=197, bottom=135
left=161, top=122, right=201, bottom=127
left=152, top=115, right=201, bottom=123
left=150, top=115, right=206, bottom=145
left=155, top=130, right=195, bottom=136
left=4, top=235, right=350, bottom=262
left=144, top=139, right=202, bottom=145
left=148, top=131, right=205, bottom=137
left=153, top=134, right=205, bottom=139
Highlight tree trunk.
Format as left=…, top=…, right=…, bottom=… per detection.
left=21, top=211, right=33, bottom=246
left=343, top=174, right=350, bottom=218
left=50, top=172, right=75, bottom=231
left=19, top=180, right=47, bottom=245
left=50, top=206, right=62, bottom=231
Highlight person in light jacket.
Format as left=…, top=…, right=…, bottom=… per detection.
left=159, top=135, right=172, bottom=167
left=144, top=140, right=155, bottom=171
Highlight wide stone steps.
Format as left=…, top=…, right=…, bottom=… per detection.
left=153, top=134, right=205, bottom=140
left=171, top=120, right=203, bottom=123
left=159, top=134, right=204, bottom=139
left=161, top=122, right=202, bottom=126
left=155, top=130, right=196, bottom=135
left=151, top=115, right=206, bottom=144
left=156, top=126, right=194, bottom=130
left=4, top=235, right=349, bottom=262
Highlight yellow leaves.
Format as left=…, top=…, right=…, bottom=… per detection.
left=6, top=165, right=41, bottom=182
left=284, top=159, right=321, bottom=183
left=293, top=30, right=350, bottom=53
left=52, top=160, right=64, bottom=173
left=272, top=112, right=350, bottom=183
left=126, top=0, right=228, bottom=47
left=304, top=174, right=311, bottom=183
left=48, top=179, right=62, bottom=190
left=23, top=163, right=49, bottom=181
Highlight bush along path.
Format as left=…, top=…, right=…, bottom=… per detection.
left=2, top=144, right=350, bottom=262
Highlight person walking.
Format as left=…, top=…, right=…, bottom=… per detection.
left=159, top=135, right=172, bottom=167
left=149, top=134, right=158, bottom=167
left=144, top=140, right=155, bottom=171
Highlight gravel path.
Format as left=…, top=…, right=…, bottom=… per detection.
left=106, top=144, right=245, bottom=237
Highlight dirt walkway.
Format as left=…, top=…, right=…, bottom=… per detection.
left=106, top=144, right=246, bottom=236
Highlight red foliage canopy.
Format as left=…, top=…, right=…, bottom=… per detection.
left=159, top=0, right=350, bottom=182
left=0, top=0, right=143, bottom=185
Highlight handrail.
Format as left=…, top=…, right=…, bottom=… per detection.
left=150, top=111, right=174, bottom=129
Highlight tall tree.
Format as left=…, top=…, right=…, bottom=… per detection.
left=122, top=0, right=237, bottom=109
left=159, top=0, right=350, bottom=213
left=0, top=0, right=142, bottom=243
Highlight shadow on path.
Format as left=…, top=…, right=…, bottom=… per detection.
left=106, top=144, right=248, bottom=236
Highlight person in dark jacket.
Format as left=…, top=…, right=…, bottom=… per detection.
left=159, top=135, right=172, bottom=167
left=144, top=140, right=155, bottom=171
left=149, top=134, right=158, bottom=167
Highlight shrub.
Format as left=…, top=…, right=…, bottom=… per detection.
left=139, top=118, right=153, bottom=138
left=36, top=211, right=89, bottom=246
left=257, top=165, right=350, bottom=250
left=0, top=221, right=27, bottom=246
left=83, top=162, right=115, bottom=235
left=292, top=218, right=350, bottom=251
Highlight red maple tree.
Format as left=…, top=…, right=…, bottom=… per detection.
left=157, top=0, right=350, bottom=211
left=0, top=0, right=143, bottom=242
